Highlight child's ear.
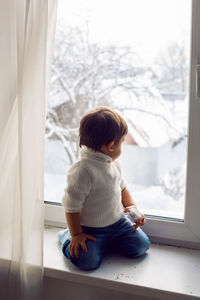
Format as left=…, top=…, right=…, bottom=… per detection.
left=107, top=141, right=115, bottom=152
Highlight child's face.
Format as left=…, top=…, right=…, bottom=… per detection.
left=109, top=135, right=126, bottom=161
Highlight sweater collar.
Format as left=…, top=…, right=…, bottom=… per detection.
left=80, top=146, right=112, bottom=163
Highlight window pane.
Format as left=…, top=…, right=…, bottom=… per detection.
left=45, top=0, right=191, bottom=220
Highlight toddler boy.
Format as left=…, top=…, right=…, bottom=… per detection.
left=58, top=106, right=150, bottom=270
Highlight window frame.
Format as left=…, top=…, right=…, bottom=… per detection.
left=44, top=0, right=200, bottom=250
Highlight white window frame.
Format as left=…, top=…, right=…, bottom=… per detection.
left=44, top=0, right=200, bottom=250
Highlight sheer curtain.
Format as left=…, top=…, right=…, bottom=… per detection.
left=0, top=1, right=57, bottom=299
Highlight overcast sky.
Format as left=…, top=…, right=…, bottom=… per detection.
left=57, top=0, right=191, bottom=63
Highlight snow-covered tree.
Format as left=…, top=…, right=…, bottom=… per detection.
left=46, top=26, right=160, bottom=161
left=45, top=25, right=188, bottom=204
left=152, top=40, right=189, bottom=100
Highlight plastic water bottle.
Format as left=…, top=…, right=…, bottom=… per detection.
left=127, top=207, right=142, bottom=223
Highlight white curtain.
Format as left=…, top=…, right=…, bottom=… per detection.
left=0, top=1, right=57, bottom=299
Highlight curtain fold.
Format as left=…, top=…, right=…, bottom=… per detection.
left=0, top=1, right=58, bottom=299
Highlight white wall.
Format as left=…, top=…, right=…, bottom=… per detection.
left=44, top=277, right=149, bottom=300
left=119, top=140, right=186, bottom=186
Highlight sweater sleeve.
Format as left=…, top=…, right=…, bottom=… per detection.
left=114, top=161, right=126, bottom=190
left=62, top=163, right=92, bottom=213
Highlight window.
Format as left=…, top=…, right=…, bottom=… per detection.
left=45, top=0, right=200, bottom=249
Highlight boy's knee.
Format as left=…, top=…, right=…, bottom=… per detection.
left=71, top=255, right=101, bottom=270
left=126, top=243, right=150, bottom=258
left=71, top=250, right=102, bottom=270
left=124, top=243, right=150, bottom=258
left=123, top=232, right=151, bottom=258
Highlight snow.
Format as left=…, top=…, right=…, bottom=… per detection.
left=44, top=173, right=66, bottom=202
left=127, top=184, right=184, bottom=219
left=44, top=138, right=70, bottom=202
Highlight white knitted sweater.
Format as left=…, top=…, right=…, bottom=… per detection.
left=62, top=147, right=126, bottom=227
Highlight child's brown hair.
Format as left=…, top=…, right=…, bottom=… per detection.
left=79, top=106, right=128, bottom=151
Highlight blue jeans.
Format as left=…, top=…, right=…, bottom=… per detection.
left=61, top=216, right=150, bottom=270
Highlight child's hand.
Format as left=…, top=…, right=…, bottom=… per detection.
left=69, top=232, right=96, bottom=258
left=124, top=205, right=146, bottom=229
left=133, top=214, right=146, bottom=229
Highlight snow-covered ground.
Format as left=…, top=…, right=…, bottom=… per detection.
left=127, top=184, right=184, bottom=219
left=44, top=139, right=70, bottom=202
